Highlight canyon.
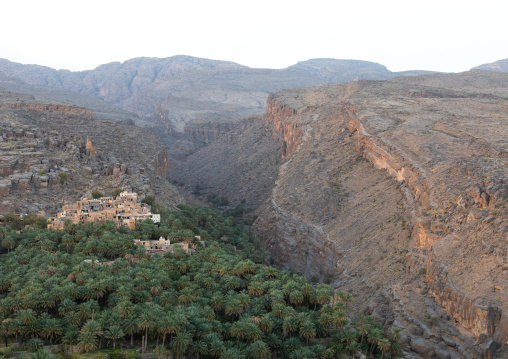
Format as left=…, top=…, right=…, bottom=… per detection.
left=0, top=57, right=433, bottom=161
left=1, top=56, right=508, bottom=357
left=252, top=70, right=508, bottom=358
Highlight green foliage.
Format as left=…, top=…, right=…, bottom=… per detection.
left=1, top=213, right=22, bottom=230
left=113, top=188, right=124, bottom=198
left=91, top=190, right=103, bottom=199
left=0, top=205, right=398, bottom=358
left=0, top=347, right=12, bottom=356
left=37, top=170, right=47, bottom=176
left=141, top=195, right=155, bottom=206
left=24, top=214, right=48, bottom=229
left=27, top=338, right=44, bottom=352
left=207, top=194, right=229, bottom=208
left=58, top=172, right=68, bottom=185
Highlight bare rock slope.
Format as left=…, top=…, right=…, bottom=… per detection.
left=168, top=116, right=282, bottom=208
left=0, top=88, right=183, bottom=215
left=254, top=71, right=508, bottom=358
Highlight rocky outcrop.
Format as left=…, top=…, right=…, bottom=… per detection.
left=264, top=95, right=303, bottom=159
left=154, top=150, right=169, bottom=180
left=2, top=102, right=94, bottom=119
left=183, top=121, right=249, bottom=144
left=85, top=136, right=98, bottom=157
left=0, top=89, right=183, bottom=215
left=255, top=71, right=508, bottom=357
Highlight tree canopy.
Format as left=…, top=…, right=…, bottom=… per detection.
left=0, top=205, right=401, bottom=358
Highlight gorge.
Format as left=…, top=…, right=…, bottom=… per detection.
left=1, top=56, right=507, bottom=358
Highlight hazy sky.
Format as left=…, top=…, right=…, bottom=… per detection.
left=1, top=0, right=507, bottom=73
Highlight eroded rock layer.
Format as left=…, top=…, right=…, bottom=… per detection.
left=255, top=71, right=508, bottom=358
left=0, top=89, right=183, bottom=215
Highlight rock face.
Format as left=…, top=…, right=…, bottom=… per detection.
left=264, top=95, right=302, bottom=159
left=168, top=116, right=282, bottom=208
left=254, top=71, right=508, bottom=358
left=0, top=89, right=183, bottom=215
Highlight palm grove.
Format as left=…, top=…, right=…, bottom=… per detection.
left=0, top=205, right=402, bottom=358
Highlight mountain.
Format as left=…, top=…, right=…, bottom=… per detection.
left=0, top=56, right=434, bottom=129
left=472, top=58, right=508, bottom=72
left=0, top=56, right=439, bottom=162
left=257, top=71, right=508, bottom=358
left=171, top=70, right=508, bottom=358
left=2, top=56, right=508, bottom=357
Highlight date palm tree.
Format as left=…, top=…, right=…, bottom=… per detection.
left=246, top=340, right=270, bottom=359
left=138, top=309, right=154, bottom=351
left=172, top=331, right=192, bottom=359
left=41, top=318, right=62, bottom=343
left=105, top=325, right=124, bottom=350
left=122, top=316, right=138, bottom=346
left=189, top=340, right=208, bottom=359
left=299, top=321, right=316, bottom=345
left=78, top=331, right=98, bottom=354
left=157, top=315, right=178, bottom=346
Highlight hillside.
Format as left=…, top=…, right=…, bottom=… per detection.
left=255, top=71, right=508, bottom=358
left=0, top=88, right=183, bottom=215
left=172, top=70, right=508, bottom=358
left=472, top=58, right=508, bottom=72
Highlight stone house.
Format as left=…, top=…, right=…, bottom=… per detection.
left=47, top=192, right=160, bottom=229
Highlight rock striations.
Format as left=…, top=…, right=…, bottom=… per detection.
left=0, top=88, right=183, bottom=215
left=255, top=71, right=508, bottom=358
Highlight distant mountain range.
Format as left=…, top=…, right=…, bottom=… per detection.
left=472, top=58, right=508, bottom=72
left=0, top=56, right=505, bottom=132
left=0, top=56, right=435, bottom=129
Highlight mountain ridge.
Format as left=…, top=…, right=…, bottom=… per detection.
left=0, top=56, right=436, bottom=127
left=472, top=58, right=508, bottom=72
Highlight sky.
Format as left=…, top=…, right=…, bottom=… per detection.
left=1, top=0, right=507, bottom=73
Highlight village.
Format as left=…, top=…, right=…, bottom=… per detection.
left=47, top=192, right=201, bottom=254
left=47, top=191, right=160, bottom=230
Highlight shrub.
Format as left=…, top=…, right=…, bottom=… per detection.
left=37, top=170, right=47, bottom=176
left=113, top=188, right=124, bottom=197
left=24, top=213, right=48, bottom=229
left=58, top=171, right=68, bottom=185
left=26, top=338, right=44, bottom=352
left=92, top=190, right=103, bottom=199
left=142, top=195, right=155, bottom=206
left=0, top=346, right=12, bottom=356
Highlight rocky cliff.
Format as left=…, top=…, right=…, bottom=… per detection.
left=0, top=89, right=183, bottom=215
left=254, top=71, right=508, bottom=358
